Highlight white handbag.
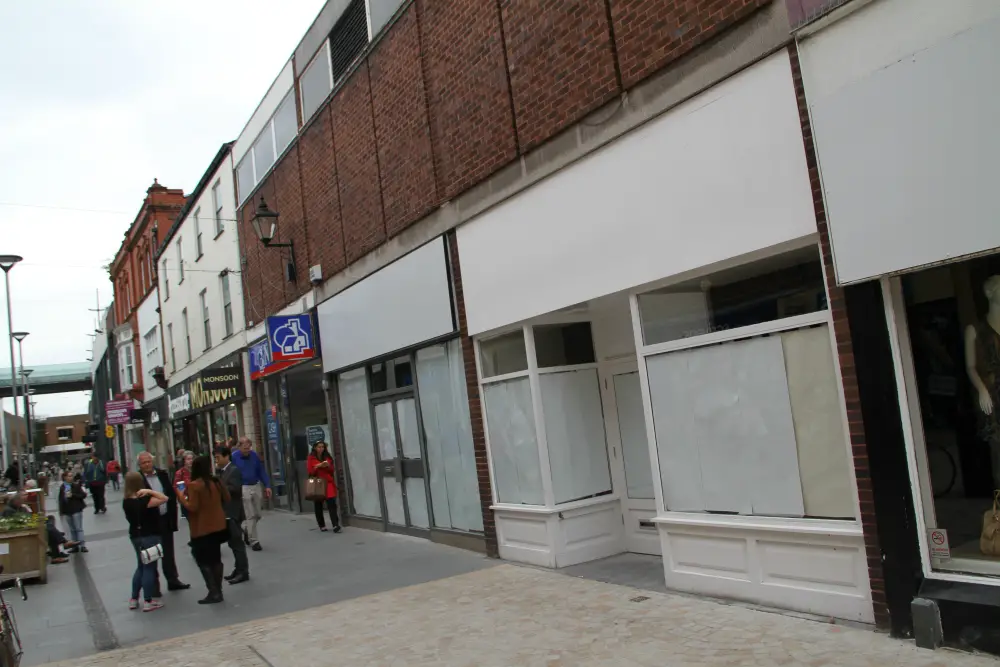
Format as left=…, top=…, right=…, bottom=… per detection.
left=140, top=544, right=164, bottom=565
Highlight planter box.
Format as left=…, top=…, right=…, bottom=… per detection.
left=0, top=526, right=47, bottom=584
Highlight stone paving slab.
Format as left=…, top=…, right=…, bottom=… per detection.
left=38, top=564, right=999, bottom=667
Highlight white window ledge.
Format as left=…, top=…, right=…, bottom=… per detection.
left=491, top=494, right=619, bottom=516
left=652, top=511, right=862, bottom=537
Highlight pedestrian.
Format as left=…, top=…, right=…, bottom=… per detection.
left=306, top=441, right=341, bottom=533
left=57, top=472, right=87, bottom=553
left=106, top=459, right=122, bottom=491
left=45, top=516, right=76, bottom=564
left=136, top=452, right=190, bottom=593
left=122, top=471, right=168, bottom=612
left=173, top=451, right=193, bottom=520
left=83, top=453, right=108, bottom=514
left=175, top=455, right=230, bottom=604
left=232, top=437, right=271, bottom=551
left=1, top=495, right=76, bottom=562
left=213, top=445, right=249, bottom=584
left=2, top=461, right=19, bottom=489
left=172, top=448, right=185, bottom=476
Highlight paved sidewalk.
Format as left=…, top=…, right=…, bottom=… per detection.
left=19, top=485, right=493, bottom=665
left=38, top=564, right=999, bottom=667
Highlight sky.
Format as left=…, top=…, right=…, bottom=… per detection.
left=0, top=1, right=326, bottom=419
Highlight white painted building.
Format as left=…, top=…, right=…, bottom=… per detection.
left=156, top=143, right=253, bottom=457
left=135, top=287, right=170, bottom=466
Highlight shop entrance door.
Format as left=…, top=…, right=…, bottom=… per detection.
left=373, top=397, right=431, bottom=533
left=600, top=360, right=661, bottom=556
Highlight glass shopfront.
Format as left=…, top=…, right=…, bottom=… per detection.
left=890, top=253, right=1000, bottom=577
left=167, top=353, right=246, bottom=460
left=337, top=338, right=483, bottom=535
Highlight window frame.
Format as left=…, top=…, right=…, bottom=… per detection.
left=162, top=259, right=170, bottom=300
left=194, top=208, right=203, bottom=260
left=168, top=323, right=176, bottom=372
left=176, top=238, right=184, bottom=284
left=200, top=288, right=212, bottom=350
left=182, top=308, right=192, bottom=363
left=56, top=426, right=74, bottom=441
left=212, top=180, right=224, bottom=238
left=299, top=40, right=333, bottom=125
left=220, top=272, right=234, bottom=338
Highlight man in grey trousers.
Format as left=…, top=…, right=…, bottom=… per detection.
left=214, top=445, right=249, bottom=584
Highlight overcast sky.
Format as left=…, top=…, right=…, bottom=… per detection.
left=0, top=1, right=325, bottom=419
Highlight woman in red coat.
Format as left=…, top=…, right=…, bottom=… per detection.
left=306, top=441, right=340, bottom=533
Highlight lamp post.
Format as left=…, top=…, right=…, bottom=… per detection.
left=13, top=331, right=30, bottom=478
left=0, top=256, right=22, bottom=479
left=251, top=196, right=296, bottom=282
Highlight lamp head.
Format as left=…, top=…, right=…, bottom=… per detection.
left=0, top=255, right=22, bottom=272
left=251, top=196, right=279, bottom=246
left=11, top=332, right=28, bottom=342
left=20, top=369, right=32, bottom=377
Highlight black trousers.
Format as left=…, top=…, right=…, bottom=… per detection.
left=314, top=497, right=339, bottom=529
left=88, top=483, right=106, bottom=512
left=156, top=527, right=181, bottom=584
left=226, top=519, right=249, bottom=574
left=46, top=522, right=65, bottom=558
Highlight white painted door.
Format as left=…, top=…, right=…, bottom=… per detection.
left=600, top=360, right=661, bottom=556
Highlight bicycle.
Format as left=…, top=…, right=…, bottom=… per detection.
left=0, top=566, right=27, bottom=667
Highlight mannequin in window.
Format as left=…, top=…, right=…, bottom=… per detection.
left=965, top=275, right=1000, bottom=480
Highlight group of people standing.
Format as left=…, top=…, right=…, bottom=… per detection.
left=122, top=437, right=275, bottom=609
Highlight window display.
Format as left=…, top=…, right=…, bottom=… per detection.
left=901, top=256, right=1000, bottom=575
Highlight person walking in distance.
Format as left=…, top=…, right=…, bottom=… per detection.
left=122, top=472, right=168, bottom=612
left=136, top=452, right=190, bottom=593
left=175, top=455, right=231, bottom=604
left=106, top=459, right=122, bottom=491
left=306, top=441, right=341, bottom=533
left=84, top=453, right=108, bottom=514
left=232, top=437, right=271, bottom=551
left=173, top=451, right=193, bottom=520
left=213, top=446, right=249, bottom=584
left=58, top=472, right=87, bottom=552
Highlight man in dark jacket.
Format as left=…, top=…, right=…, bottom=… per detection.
left=214, top=445, right=249, bottom=584
left=137, top=452, right=190, bottom=592
left=83, top=454, right=107, bottom=514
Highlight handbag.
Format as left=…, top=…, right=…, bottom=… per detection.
left=305, top=476, right=327, bottom=502
left=140, top=543, right=164, bottom=564
left=980, top=490, right=1000, bottom=556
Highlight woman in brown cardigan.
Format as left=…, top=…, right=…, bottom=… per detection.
left=175, top=455, right=230, bottom=604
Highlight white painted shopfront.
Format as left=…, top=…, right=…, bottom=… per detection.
left=456, top=51, right=873, bottom=622
left=800, top=0, right=1000, bottom=591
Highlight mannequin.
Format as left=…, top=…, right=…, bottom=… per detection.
left=965, top=275, right=1000, bottom=462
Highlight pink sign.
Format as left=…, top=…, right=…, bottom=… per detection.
left=105, top=399, right=133, bottom=425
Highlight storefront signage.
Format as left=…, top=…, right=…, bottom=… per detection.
left=129, top=408, right=149, bottom=425
left=267, top=314, right=316, bottom=363
left=105, top=424, right=115, bottom=438
left=105, top=399, right=134, bottom=425
left=167, top=356, right=246, bottom=419
left=249, top=320, right=314, bottom=382
left=928, top=528, right=951, bottom=560
left=306, top=425, right=330, bottom=449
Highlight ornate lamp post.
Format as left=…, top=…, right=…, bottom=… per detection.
left=251, top=196, right=296, bottom=282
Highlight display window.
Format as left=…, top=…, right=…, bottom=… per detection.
left=893, top=254, right=1000, bottom=576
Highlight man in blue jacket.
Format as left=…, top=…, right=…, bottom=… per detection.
left=232, top=437, right=271, bottom=551
left=83, top=454, right=108, bottom=514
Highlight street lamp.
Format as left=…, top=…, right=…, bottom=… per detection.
left=17, top=360, right=33, bottom=481
left=250, top=196, right=296, bottom=282
left=0, top=255, right=22, bottom=478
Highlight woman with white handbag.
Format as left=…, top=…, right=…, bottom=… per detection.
left=122, top=471, right=169, bottom=612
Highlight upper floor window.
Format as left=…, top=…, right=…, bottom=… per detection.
left=330, top=0, right=369, bottom=83
left=194, top=208, right=203, bottom=259
left=300, top=41, right=332, bottom=124
left=236, top=89, right=297, bottom=204
left=143, top=325, right=160, bottom=366
left=182, top=308, right=192, bottom=363
left=200, top=289, right=212, bottom=350
left=57, top=427, right=73, bottom=441
left=162, top=259, right=170, bottom=300
left=176, top=238, right=184, bottom=283
left=167, top=323, right=176, bottom=372
left=221, top=272, right=234, bottom=338
left=212, top=180, right=224, bottom=237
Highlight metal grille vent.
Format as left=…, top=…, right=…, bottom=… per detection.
left=330, top=0, right=369, bottom=84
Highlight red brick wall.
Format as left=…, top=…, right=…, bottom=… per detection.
left=370, top=3, right=439, bottom=237
left=271, top=144, right=310, bottom=305
left=610, top=0, right=772, bottom=88
left=500, top=0, right=620, bottom=152
left=418, top=0, right=518, bottom=198
left=332, top=62, right=387, bottom=264
left=787, top=43, right=888, bottom=630
left=447, top=231, right=498, bottom=557
left=300, top=107, right=348, bottom=276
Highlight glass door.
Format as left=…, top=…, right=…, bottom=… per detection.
left=373, top=396, right=431, bottom=531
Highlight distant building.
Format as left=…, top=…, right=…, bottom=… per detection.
left=1, top=411, right=27, bottom=465
left=37, top=414, right=90, bottom=448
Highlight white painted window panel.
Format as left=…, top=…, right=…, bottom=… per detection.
left=539, top=369, right=612, bottom=504
left=374, top=401, right=406, bottom=525
left=482, top=377, right=543, bottom=505
left=646, top=335, right=805, bottom=516
left=337, top=369, right=382, bottom=518
left=318, top=238, right=455, bottom=372
left=456, top=51, right=816, bottom=336
left=802, top=10, right=1000, bottom=283
left=613, top=372, right=655, bottom=500
left=417, top=341, right=484, bottom=532
left=300, top=43, right=332, bottom=124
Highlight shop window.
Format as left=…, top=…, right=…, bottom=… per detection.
left=370, top=356, right=413, bottom=393
left=479, top=330, right=528, bottom=378
left=417, top=340, right=483, bottom=532
left=534, top=322, right=596, bottom=368
left=540, top=368, right=612, bottom=503
left=899, top=256, right=1000, bottom=576
left=482, top=377, right=543, bottom=505
left=638, top=248, right=854, bottom=519
left=57, top=427, right=73, bottom=441
left=638, top=250, right=826, bottom=347
left=338, top=368, right=382, bottom=518
left=370, top=362, right=388, bottom=393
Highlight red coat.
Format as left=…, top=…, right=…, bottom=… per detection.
left=306, top=454, right=337, bottom=499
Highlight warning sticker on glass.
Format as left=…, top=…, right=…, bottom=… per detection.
left=928, top=528, right=951, bottom=560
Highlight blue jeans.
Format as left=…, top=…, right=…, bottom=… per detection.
left=65, top=513, right=84, bottom=545
left=131, top=535, right=161, bottom=602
